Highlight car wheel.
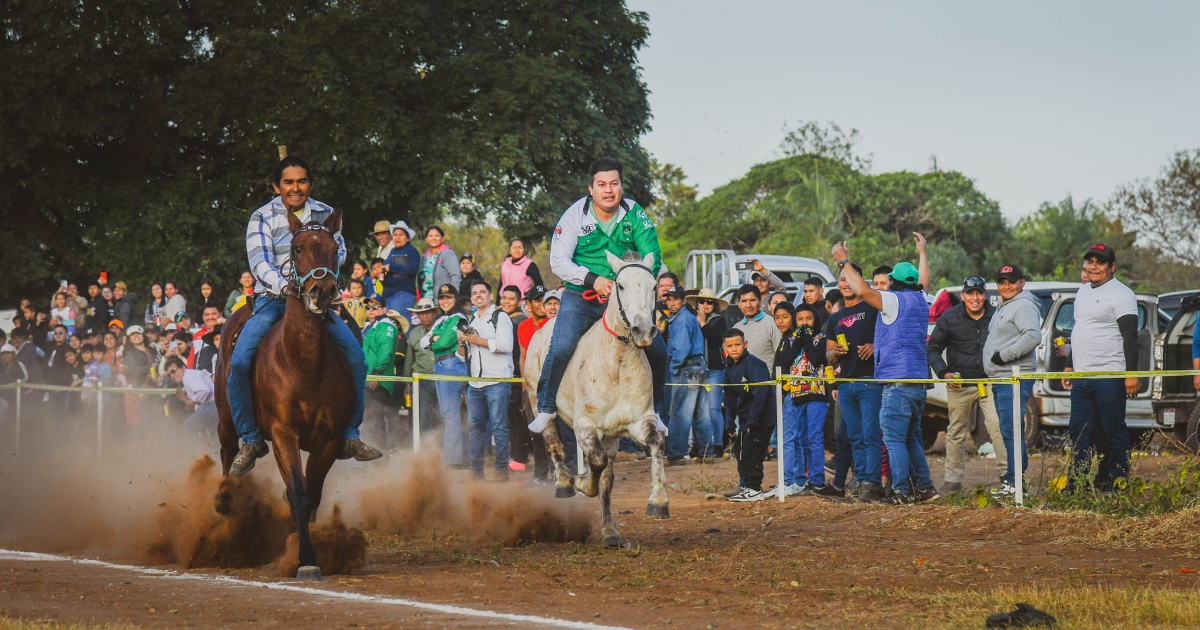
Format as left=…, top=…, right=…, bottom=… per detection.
left=1174, top=417, right=1190, bottom=446
left=1024, top=398, right=1042, bottom=451
left=1186, top=404, right=1200, bottom=454
left=922, top=426, right=941, bottom=452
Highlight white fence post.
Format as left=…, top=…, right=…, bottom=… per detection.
left=96, top=387, right=104, bottom=457
left=775, top=368, right=785, bottom=503
left=1012, top=366, right=1023, bottom=507
left=411, top=375, right=421, bottom=453
left=14, top=386, right=21, bottom=456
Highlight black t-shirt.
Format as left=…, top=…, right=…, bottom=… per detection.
left=826, top=300, right=879, bottom=378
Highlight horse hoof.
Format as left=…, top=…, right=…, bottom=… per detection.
left=555, top=485, right=577, bottom=499
left=645, top=503, right=670, bottom=520
left=214, top=490, right=232, bottom=516
left=603, top=535, right=628, bottom=549
left=295, top=565, right=322, bottom=581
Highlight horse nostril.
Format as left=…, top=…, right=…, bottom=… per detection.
left=631, top=326, right=642, bottom=337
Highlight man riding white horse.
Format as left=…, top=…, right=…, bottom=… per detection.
left=530, top=157, right=669, bottom=445
left=227, top=155, right=383, bottom=475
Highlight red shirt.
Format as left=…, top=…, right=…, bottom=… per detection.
left=518, top=317, right=548, bottom=350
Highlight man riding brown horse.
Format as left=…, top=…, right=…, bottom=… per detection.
left=225, top=156, right=382, bottom=475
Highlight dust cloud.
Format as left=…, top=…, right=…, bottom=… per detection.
left=0, top=409, right=590, bottom=576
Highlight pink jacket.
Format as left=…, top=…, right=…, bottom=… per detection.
left=501, top=256, right=534, bottom=297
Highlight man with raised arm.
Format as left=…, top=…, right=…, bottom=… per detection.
left=226, top=156, right=382, bottom=476
left=830, top=234, right=939, bottom=504
left=530, top=157, right=669, bottom=435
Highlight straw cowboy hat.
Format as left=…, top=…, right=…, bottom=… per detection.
left=370, top=220, right=392, bottom=236
left=684, top=288, right=728, bottom=312
left=385, top=310, right=411, bottom=335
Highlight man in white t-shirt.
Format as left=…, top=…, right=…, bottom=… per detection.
left=1064, top=243, right=1139, bottom=490
left=165, top=356, right=218, bottom=436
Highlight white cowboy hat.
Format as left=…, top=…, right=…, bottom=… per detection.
left=385, top=310, right=411, bottom=335
left=391, top=220, right=416, bottom=240
left=408, top=297, right=438, bottom=313
left=685, top=288, right=728, bottom=312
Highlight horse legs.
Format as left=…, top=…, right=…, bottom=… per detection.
left=273, top=435, right=320, bottom=580
left=541, top=418, right=575, bottom=498
left=217, top=409, right=239, bottom=477
left=630, top=413, right=670, bottom=519
left=572, top=425, right=604, bottom=498
left=597, top=437, right=623, bottom=548
left=304, top=442, right=340, bottom=523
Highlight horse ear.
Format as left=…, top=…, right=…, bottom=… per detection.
left=286, top=210, right=303, bottom=234
left=605, top=251, right=624, bottom=272
left=323, top=207, right=343, bottom=233
left=641, top=252, right=655, bottom=269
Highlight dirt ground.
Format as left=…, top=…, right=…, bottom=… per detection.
left=3, top=445, right=1200, bottom=629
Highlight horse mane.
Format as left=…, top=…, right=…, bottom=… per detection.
left=620, top=251, right=642, bottom=263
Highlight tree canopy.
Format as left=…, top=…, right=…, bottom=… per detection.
left=0, top=0, right=652, bottom=304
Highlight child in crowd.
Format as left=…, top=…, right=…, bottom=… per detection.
left=344, top=278, right=368, bottom=328
left=723, top=328, right=775, bottom=502
left=785, top=303, right=831, bottom=493
left=368, top=258, right=386, bottom=301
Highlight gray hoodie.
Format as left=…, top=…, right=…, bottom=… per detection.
left=982, top=289, right=1042, bottom=378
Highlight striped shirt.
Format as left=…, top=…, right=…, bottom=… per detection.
left=246, top=197, right=347, bottom=295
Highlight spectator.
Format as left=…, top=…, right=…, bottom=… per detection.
left=120, top=325, right=151, bottom=426
left=730, top=284, right=781, bottom=371
left=64, top=284, right=89, bottom=319
left=662, top=285, right=711, bottom=464
left=44, top=324, right=72, bottom=379
left=9, top=328, right=43, bottom=385
left=459, top=281, right=515, bottom=480
left=145, top=284, right=167, bottom=327
left=174, top=313, right=192, bottom=334
left=516, top=285, right=553, bottom=482
left=1062, top=243, right=1138, bottom=492
left=403, top=297, right=442, bottom=438
left=871, top=266, right=893, bottom=291
left=831, top=234, right=939, bottom=504
left=198, top=281, right=222, bottom=315
left=774, top=302, right=831, bottom=497
left=362, top=296, right=400, bottom=438
left=542, top=290, right=561, bottom=319
left=767, top=291, right=789, bottom=316
left=817, top=262, right=883, bottom=501
left=499, top=239, right=544, bottom=303
left=928, top=275, right=1007, bottom=495
left=366, top=258, right=386, bottom=301
left=723, top=328, right=775, bottom=502
left=798, top=277, right=829, bottom=331
left=225, top=272, right=255, bottom=317
left=85, top=282, right=106, bottom=336
left=187, top=306, right=221, bottom=368
left=165, top=356, right=218, bottom=436
left=371, top=220, right=394, bottom=261
left=80, top=343, right=112, bottom=411
left=419, top=284, right=470, bottom=468
left=499, top=285, right=532, bottom=471
left=195, top=325, right=221, bottom=376
left=344, top=279, right=369, bottom=328
left=687, top=288, right=729, bottom=458
left=419, top=226, right=461, bottom=302
left=163, top=281, right=187, bottom=324
left=459, top=252, right=485, bottom=297
left=50, top=292, right=79, bottom=335
left=749, top=260, right=786, bottom=313
left=383, top=222, right=420, bottom=315
left=349, top=260, right=370, bottom=285
left=0, top=344, right=28, bottom=421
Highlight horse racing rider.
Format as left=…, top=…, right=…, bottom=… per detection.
left=227, top=156, right=383, bottom=475
left=529, top=157, right=670, bottom=438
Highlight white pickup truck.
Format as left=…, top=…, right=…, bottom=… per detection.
left=682, top=249, right=834, bottom=302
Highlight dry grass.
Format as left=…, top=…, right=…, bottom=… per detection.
left=1053, top=506, right=1200, bottom=549
left=0, top=620, right=137, bottom=630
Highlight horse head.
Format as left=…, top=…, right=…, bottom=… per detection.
left=604, top=250, right=658, bottom=348
left=286, top=208, right=343, bottom=315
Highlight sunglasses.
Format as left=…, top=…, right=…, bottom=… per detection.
left=697, top=299, right=716, bottom=306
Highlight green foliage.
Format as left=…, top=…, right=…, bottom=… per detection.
left=0, top=0, right=651, bottom=305
left=1039, top=455, right=1200, bottom=518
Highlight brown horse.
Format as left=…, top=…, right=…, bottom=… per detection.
left=214, top=208, right=352, bottom=581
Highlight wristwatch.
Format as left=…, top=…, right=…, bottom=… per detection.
left=837, top=259, right=852, bottom=268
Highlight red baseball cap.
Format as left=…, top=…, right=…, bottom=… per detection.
left=1084, top=243, right=1115, bottom=264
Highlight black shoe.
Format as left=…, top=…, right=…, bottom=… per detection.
left=886, top=492, right=914, bottom=506
left=812, top=484, right=846, bottom=498
left=339, top=438, right=383, bottom=461
left=855, top=481, right=886, bottom=503
left=824, top=457, right=837, bottom=477
left=228, top=441, right=269, bottom=476
left=914, top=487, right=941, bottom=503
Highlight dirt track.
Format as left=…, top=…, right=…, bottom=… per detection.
left=3, top=452, right=1200, bottom=629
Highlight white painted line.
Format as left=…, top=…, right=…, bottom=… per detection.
left=0, top=548, right=629, bottom=630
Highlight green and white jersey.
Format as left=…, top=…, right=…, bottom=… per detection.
left=549, top=196, right=662, bottom=291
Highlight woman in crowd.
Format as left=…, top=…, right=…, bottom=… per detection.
left=145, top=284, right=167, bottom=327
left=120, top=326, right=151, bottom=427
left=101, top=331, right=120, bottom=369
left=198, top=280, right=223, bottom=315
left=383, top=222, right=420, bottom=315
left=423, top=283, right=469, bottom=468
left=498, top=239, right=543, bottom=303
left=50, top=292, right=78, bottom=335
left=419, top=226, right=461, bottom=301
left=225, top=271, right=255, bottom=317
left=459, top=253, right=485, bottom=297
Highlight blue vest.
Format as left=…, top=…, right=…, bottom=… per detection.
left=875, top=291, right=930, bottom=381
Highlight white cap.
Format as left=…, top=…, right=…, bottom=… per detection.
left=164, top=323, right=178, bottom=331
left=0, top=344, right=15, bottom=354
left=125, top=325, right=145, bottom=337
left=543, top=289, right=562, bottom=302
left=391, top=220, right=416, bottom=240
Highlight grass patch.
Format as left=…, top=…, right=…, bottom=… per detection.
left=0, top=619, right=137, bottom=630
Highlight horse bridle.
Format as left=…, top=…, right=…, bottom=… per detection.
left=283, top=223, right=340, bottom=296
left=608, top=263, right=656, bottom=344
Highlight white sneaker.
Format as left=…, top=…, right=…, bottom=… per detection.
left=729, top=488, right=765, bottom=502
left=654, top=413, right=669, bottom=436
left=991, top=483, right=1017, bottom=500
left=528, top=412, right=554, bottom=433
left=785, top=483, right=806, bottom=497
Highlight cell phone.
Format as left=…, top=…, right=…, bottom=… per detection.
left=60, top=279, right=68, bottom=288
left=99, top=272, right=108, bottom=284
left=735, top=262, right=753, bottom=272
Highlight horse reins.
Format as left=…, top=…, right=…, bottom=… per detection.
left=588, top=263, right=655, bottom=344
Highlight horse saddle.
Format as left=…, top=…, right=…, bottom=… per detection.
left=223, top=294, right=256, bottom=357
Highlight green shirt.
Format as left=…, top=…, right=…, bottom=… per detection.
left=403, top=325, right=435, bottom=378
left=550, top=197, right=663, bottom=292
left=363, top=318, right=399, bottom=394
left=427, top=313, right=466, bottom=357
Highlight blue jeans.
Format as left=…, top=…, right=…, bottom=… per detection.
left=182, top=400, right=219, bottom=435
left=705, top=369, right=725, bottom=450
left=536, top=288, right=668, bottom=418
left=1068, top=378, right=1130, bottom=487
left=994, top=379, right=1034, bottom=486
left=384, top=291, right=416, bottom=318
left=666, top=372, right=713, bottom=459
left=228, top=297, right=366, bottom=444
left=467, top=383, right=510, bottom=475
left=879, top=385, right=934, bottom=498
left=434, top=356, right=469, bottom=466
left=838, top=382, right=883, bottom=485
left=783, top=400, right=827, bottom=487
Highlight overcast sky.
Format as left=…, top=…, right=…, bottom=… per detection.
left=627, top=0, right=1200, bottom=220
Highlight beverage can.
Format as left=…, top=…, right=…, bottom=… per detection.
left=824, top=365, right=835, bottom=381
left=977, top=382, right=988, bottom=399
left=837, top=334, right=849, bottom=350
left=1054, top=336, right=1067, bottom=347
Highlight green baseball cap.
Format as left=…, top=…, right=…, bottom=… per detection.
left=889, top=262, right=920, bottom=285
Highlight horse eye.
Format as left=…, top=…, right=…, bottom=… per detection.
left=616, top=283, right=624, bottom=291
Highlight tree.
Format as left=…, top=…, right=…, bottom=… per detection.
left=779, top=120, right=872, bottom=172
left=0, top=0, right=652, bottom=305
left=644, top=159, right=697, bottom=222
left=1010, top=197, right=1121, bottom=280
left=1111, top=150, right=1200, bottom=263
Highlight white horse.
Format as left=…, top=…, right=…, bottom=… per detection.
left=523, top=251, right=669, bottom=548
